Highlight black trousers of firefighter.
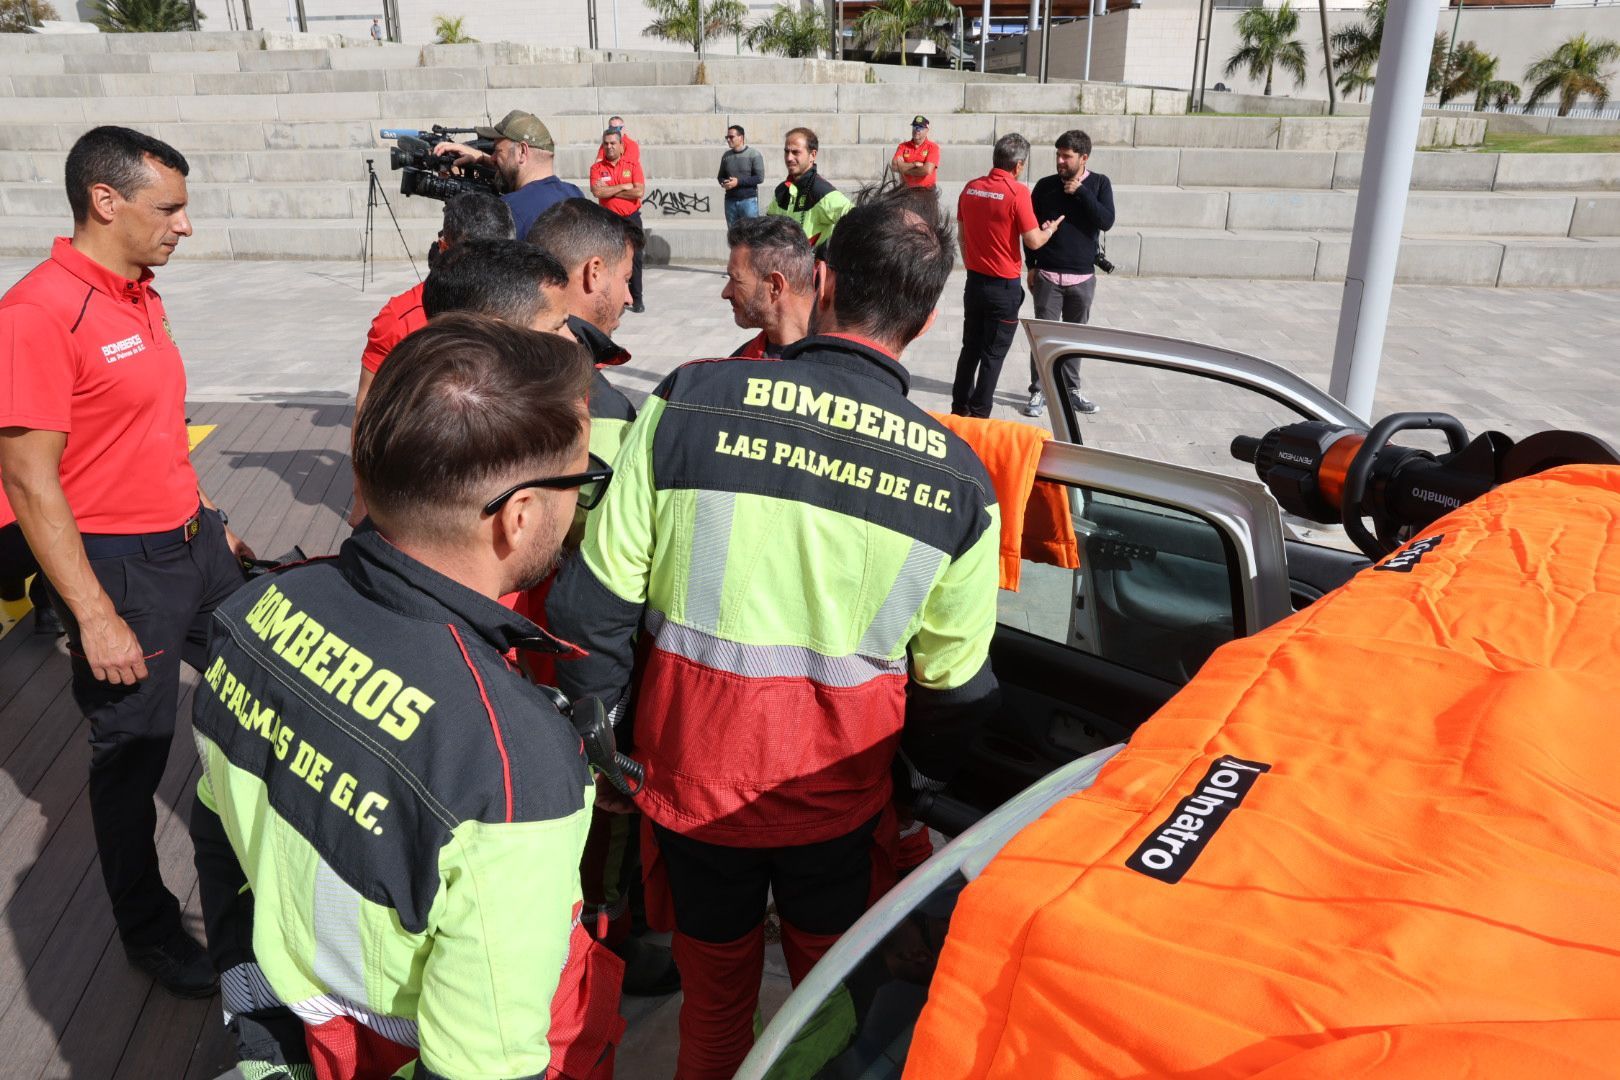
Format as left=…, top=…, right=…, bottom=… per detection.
left=952, top=271, right=1024, bottom=418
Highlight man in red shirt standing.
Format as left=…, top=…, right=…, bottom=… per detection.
left=0, top=127, right=253, bottom=998
left=952, top=133, right=1063, bottom=418
left=892, top=115, right=940, bottom=189
left=594, top=115, right=641, bottom=166
left=590, top=129, right=646, bottom=315
left=350, top=192, right=515, bottom=524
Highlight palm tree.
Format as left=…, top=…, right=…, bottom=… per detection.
left=88, top=0, right=198, bottom=32
left=1436, top=40, right=1496, bottom=107
left=745, top=2, right=828, bottom=58
left=852, top=0, right=956, bottom=67
left=1224, top=1, right=1308, bottom=96
left=1522, top=33, right=1620, bottom=117
left=1330, top=0, right=1385, bottom=84
left=431, top=14, right=476, bottom=43
left=0, top=0, right=59, bottom=32
left=644, top=0, right=748, bottom=60
left=1336, top=61, right=1375, bottom=103
left=1476, top=77, right=1520, bottom=113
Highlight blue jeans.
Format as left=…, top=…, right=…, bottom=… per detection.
left=724, top=197, right=759, bottom=228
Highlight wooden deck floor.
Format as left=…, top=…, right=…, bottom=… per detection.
left=0, top=400, right=355, bottom=1079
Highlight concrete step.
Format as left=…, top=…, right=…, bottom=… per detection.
left=3, top=215, right=1616, bottom=287
left=6, top=177, right=1615, bottom=238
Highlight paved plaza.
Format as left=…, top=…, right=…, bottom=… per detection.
left=4, top=255, right=1614, bottom=463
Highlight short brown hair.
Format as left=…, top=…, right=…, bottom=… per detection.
left=784, top=127, right=819, bottom=154
left=354, top=314, right=591, bottom=541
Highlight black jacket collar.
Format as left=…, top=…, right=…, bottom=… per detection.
left=338, top=526, right=579, bottom=658
left=780, top=334, right=910, bottom=397
left=567, top=314, right=630, bottom=368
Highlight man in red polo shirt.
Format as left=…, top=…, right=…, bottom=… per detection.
left=951, top=133, right=1063, bottom=418
left=590, top=129, right=646, bottom=315
left=892, top=115, right=940, bottom=189
left=0, top=127, right=253, bottom=999
left=349, top=192, right=515, bottom=525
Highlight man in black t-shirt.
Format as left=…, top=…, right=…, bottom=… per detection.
left=1024, top=129, right=1116, bottom=418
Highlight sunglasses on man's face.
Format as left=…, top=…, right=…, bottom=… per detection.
left=483, top=453, right=613, bottom=516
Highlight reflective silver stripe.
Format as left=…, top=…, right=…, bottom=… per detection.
left=684, top=490, right=736, bottom=630
left=286, top=992, right=421, bottom=1049
left=220, top=961, right=284, bottom=1023
left=311, top=861, right=369, bottom=1009
left=646, top=610, right=904, bottom=687
left=857, top=541, right=947, bottom=659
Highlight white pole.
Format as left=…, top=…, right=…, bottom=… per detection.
left=612, top=0, right=619, bottom=47
left=1328, top=0, right=1433, bottom=419
left=980, top=0, right=990, bottom=72
left=1083, top=0, right=1096, bottom=81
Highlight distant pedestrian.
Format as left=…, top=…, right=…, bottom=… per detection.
left=952, top=133, right=1063, bottom=419
left=591, top=129, right=646, bottom=314
left=1024, top=129, right=1115, bottom=418
left=595, top=115, right=641, bottom=166
left=892, top=115, right=939, bottom=189
left=766, top=127, right=852, bottom=248
left=370, top=17, right=382, bottom=44
left=718, top=125, right=765, bottom=228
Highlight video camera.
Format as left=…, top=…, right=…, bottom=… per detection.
left=380, top=125, right=501, bottom=202
left=1232, top=414, right=1620, bottom=559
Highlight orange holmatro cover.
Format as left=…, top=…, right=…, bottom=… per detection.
left=906, top=465, right=1620, bottom=1079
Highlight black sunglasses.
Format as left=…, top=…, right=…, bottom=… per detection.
left=483, top=453, right=613, bottom=516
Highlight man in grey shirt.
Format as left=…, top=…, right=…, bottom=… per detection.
left=718, top=124, right=765, bottom=228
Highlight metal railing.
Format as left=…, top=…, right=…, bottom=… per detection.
left=1435, top=100, right=1620, bottom=119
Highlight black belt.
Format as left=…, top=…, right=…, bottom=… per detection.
left=81, top=507, right=206, bottom=561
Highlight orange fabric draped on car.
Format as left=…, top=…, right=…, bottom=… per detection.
left=931, top=413, right=1079, bottom=590
left=906, top=464, right=1620, bottom=1079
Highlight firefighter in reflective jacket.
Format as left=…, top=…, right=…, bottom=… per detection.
left=190, top=319, right=623, bottom=1080
left=548, top=186, right=1001, bottom=1080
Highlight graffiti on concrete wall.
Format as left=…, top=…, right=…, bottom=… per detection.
left=644, top=188, right=711, bottom=216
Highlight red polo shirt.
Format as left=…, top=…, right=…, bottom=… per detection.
left=590, top=157, right=644, bottom=218
left=593, top=134, right=640, bottom=166
left=894, top=138, right=940, bottom=188
left=359, top=281, right=427, bottom=374
left=957, top=168, right=1038, bottom=280
left=0, top=238, right=198, bottom=535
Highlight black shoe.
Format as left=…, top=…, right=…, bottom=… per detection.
left=630, top=301, right=645, bottom=314
left=1069, top=390, right=1100, bottom=415
left=611, top=935, right=680, bottom=997
left=125, top=932, right=217, bottom=999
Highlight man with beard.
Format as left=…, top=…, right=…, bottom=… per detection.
left=1023, top=129, right=1114, bottom=418
left=722, top=215, right=816, bottom=360
left=766, top=127, right=852, bottom=249
left=438, top=111, right=584, bottom=244
left=190, top=316, right=625, bottom=1080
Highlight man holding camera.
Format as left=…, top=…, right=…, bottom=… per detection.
left=438, top=111, right=584, bottom=244
left=1023, top=129, right=1115, bottom=418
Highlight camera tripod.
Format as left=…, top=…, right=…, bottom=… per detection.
left=361, top=159, right=419, bottom=291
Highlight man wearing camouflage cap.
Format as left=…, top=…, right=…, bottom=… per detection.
left=440, top=110, right=585, bottom=243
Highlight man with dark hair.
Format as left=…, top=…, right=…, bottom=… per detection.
left=723, top=214, right=816, bottom=359
left=594, top=115, right=641, bottom=167
left=590, top=129, right=647, bottom=315
left=0, top=125, right=253, bottom=998
left=548, top=184, right=1002, bottom=1079
left=766, top=126, right=852, bottom=248
left=351, top=192, right=515, bottom=525
left=437, top=110, right=584, bottom=242
left=190, top=315, right=624, bottom=1080
left=421, top=238, right=570, bottom=332
left=952, top=133, right=1064, bottom=418
left=528, top=198, right=642, bottom=462
left=718, top=124, right=765, bottom=228
left=1024, top=128, right=1115, bottom=417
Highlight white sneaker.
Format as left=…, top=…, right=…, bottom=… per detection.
left=1023, top=390, right=1045, bottom=417
left=1070, top=390, right=1100, bottom=415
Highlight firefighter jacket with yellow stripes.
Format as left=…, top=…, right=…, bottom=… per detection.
left=568, top=314, right=637, bottom=467
left=547, top=335, right=1003, bottom=847
left=190, top=528, right=603, bottom=1079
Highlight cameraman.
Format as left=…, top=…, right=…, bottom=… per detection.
left=1023, top=129, right=1115, bottom=418
left=437, top=111, right=584, bottom=243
